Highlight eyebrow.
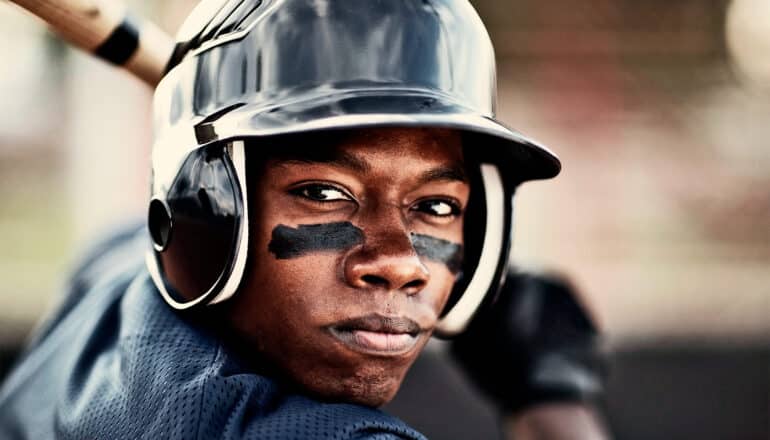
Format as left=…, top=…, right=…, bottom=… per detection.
left=280, top=156, right=467, bottom=183
left=275, top=147, right=467, bottom=184
left=280, top=151, right=371, bottom=174
left=417, top=166, right=468, bottom=184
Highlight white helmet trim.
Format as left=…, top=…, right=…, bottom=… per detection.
left=435, top=163, right=505, bottom=335
left=209, top=141, right=249, bottom=304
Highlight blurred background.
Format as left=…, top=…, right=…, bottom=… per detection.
left=0, top=0, right=768, bottom=438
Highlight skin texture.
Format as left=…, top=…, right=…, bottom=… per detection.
left=227, top=127, right=470, bottom=407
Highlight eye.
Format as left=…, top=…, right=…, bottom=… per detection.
left=412, top=199, right=461, bottom=218
left=290, top=183, right=352, bottom=202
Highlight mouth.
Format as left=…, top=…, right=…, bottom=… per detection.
left=328, top=314, right=424, bottom=356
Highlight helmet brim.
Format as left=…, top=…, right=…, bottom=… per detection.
left=196, top=90, right=561, bottom=183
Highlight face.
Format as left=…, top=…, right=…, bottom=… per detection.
left=226, top=127, right=470, bottom=407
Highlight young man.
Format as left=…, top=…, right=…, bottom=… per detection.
left=0, top=0, right=607, bottom=438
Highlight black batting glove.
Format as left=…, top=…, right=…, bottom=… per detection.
left=450, top=270, right=608, bottom=413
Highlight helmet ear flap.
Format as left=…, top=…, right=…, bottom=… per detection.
left=147, top=141, right=249, bottom=309
left=435, top=162, right=512, bottom=337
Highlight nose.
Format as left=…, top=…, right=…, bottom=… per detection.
left=344, top=224, right=430, bottom=295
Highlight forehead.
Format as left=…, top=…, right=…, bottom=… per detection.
left=247, top=127, right=467, bottom=177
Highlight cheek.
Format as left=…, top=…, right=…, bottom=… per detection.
left=230, top=256, right=338, bottom=365
left=244, top=229, right=353, bottom=329
left=245, top=253, right=338, bottom=321
left=247, top=221, right=366, bottom=314
left=423, top=262, right=459, bottom=311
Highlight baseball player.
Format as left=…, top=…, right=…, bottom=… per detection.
left=0, top=0, right=607, bottom=438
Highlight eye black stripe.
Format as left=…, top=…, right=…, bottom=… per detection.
left=267, top=223, right=463, bottom=275
left=410, top=233, right=463, bottom=274
left=268, top=222, right=363, bottom=259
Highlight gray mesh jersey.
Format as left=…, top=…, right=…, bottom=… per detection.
left=0, top=225, right=426, bottom=440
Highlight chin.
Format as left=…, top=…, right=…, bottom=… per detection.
left=341, top=376, right=401, bottom=407
left=300, top=364, right=406, bottom=408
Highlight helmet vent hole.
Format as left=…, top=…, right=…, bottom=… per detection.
left=198, top=189, right=214, bottom=214
left=148, top=198, right=173, bottom=251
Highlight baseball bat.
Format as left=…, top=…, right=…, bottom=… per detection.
left=7, top=0, right=174, bottom=87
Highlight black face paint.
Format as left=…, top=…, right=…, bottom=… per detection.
left=268, top=223, right=463, bottom=273
left=410, top=233, right=463, bottom=274
left=268, top=222, right=364, bottom=259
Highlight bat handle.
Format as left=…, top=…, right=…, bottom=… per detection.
left=9, top=0, right=174, bottom=87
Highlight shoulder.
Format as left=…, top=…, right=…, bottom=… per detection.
left=195, top=375, right=426, bottom=440
left=24, top=220, right=148, bottom=346
left=67, top=220, right=148, bottom=298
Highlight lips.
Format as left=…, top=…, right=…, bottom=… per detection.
left=328, top=314, right=423, bottom=355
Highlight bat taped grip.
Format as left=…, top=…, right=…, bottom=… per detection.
left=94, top=14, right=138, bottom=65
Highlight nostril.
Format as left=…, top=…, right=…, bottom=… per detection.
left=359, top=275, right=425, bottom=292
left=361, top=275, right=388, bottom=287
left=403, top=279, right=425, bottom=290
